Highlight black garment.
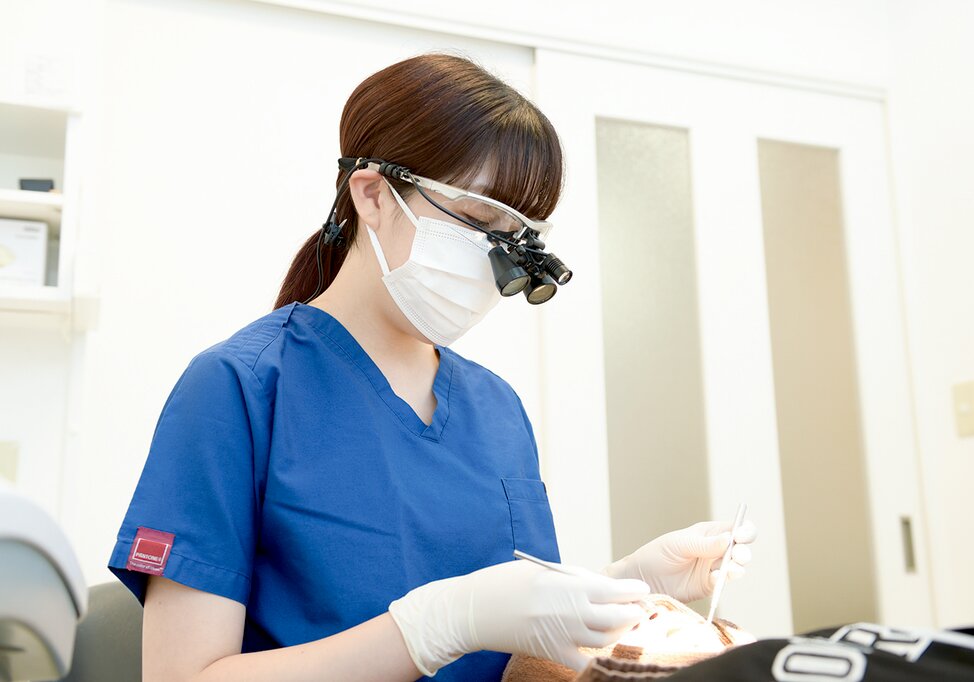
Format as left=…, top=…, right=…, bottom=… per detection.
left=665, top=622, right=974, bottom=681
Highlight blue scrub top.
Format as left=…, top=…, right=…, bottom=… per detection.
left=108, top=302, right=560, bottom=681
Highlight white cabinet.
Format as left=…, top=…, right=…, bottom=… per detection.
left=0, top=100, right=89, bottom=328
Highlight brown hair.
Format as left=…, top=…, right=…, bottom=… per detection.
left=274, top=53, right=564, bottom=309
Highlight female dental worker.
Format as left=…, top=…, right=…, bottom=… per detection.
left=108, top=54, right=755, bottom=682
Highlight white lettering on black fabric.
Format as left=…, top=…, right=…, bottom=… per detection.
left=772, top=638, right=867, bottom=682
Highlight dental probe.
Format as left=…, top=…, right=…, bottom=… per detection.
left=513, top=549, right=581, bottom=575
left=706, top=502, right=748, bottom=624
left=513, top=549, right=654, bottom=613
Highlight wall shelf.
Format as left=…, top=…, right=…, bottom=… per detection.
left=0, top=285, right=98, bottom=332
left=0, top=285, right=74, bottom=332
left=0, top=189, right=63, bottom=231
left=0, top=98, right=81, bottom=323
left=0, top=284, right=72, bottom=314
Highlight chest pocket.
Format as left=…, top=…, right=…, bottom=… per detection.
left=502, top=477, right=560, bottom=562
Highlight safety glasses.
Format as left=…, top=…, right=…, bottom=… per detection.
left=348, top=158, right=554, bottom=241
left=405, top=173, right=554, bottom=240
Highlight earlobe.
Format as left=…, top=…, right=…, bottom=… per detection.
left=347, top=170, right=385, bottom=232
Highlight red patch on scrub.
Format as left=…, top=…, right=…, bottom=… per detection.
left=126, top=527, right=175, bottom=575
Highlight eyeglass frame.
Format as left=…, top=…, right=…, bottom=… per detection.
left=356, top=160, right=554, bottom=244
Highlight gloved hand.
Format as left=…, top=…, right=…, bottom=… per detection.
left=388, top=559, right=650, bottom=675
left=601, top=520, right=757, bottom=603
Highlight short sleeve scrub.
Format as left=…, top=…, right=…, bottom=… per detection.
left=108, top=302, right=560, bottom=681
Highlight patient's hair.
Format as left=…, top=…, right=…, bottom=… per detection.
left=274, top=52, right=564, bottom=309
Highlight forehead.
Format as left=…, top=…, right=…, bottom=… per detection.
left=459, top=168, right=493, bottom=195
left=445, top=154, right=537, bottom=208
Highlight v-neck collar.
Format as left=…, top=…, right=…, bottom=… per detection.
left=292, top=303, right=453, bottom=441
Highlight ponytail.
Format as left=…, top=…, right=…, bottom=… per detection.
left=273, top=230, right=348, bottom=310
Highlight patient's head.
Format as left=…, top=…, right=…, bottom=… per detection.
left=609, top=593, right=753, bottom=658
left=502, top=594, right=756, bottom=682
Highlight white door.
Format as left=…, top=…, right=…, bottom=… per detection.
left=534, top=49, right=933, bottom=637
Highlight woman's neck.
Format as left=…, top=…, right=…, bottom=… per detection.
left=308, top=240, right=437, bottom=371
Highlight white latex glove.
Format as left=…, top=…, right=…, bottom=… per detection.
left=602, top=520, right=757, bottom=603
left=388, top=559, right=650, bottom=675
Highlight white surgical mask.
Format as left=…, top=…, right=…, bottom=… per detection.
left=365, top=182, right=501, bottom=346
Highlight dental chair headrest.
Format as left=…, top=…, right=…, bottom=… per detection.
left=0, top=479, right=88, bottom=682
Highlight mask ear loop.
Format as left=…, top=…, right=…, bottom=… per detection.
left=366, top=181, right=425, bottom=278
left=365, top=225, right=392, bottom=277
left=384, top=179, right=421, bottom=229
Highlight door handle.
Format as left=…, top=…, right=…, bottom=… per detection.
left=900, top=516, right=917, bottom=573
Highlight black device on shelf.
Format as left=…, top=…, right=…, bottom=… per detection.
left=19, top=179, right=55, bottom=192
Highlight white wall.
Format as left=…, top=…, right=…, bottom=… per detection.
left=887, top=0, right=974, bottom=628
left=0, top=0, right=85, bottom=107
left=0, top=328, right=70, bottom=518
left=258, top=0, right=893, bottom=90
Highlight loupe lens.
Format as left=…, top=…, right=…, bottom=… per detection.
left=489, top=246, right=530, bottom=296
left=501, top=276, right=530, bottom=296
left=524, top=274, right=557, bottom=305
